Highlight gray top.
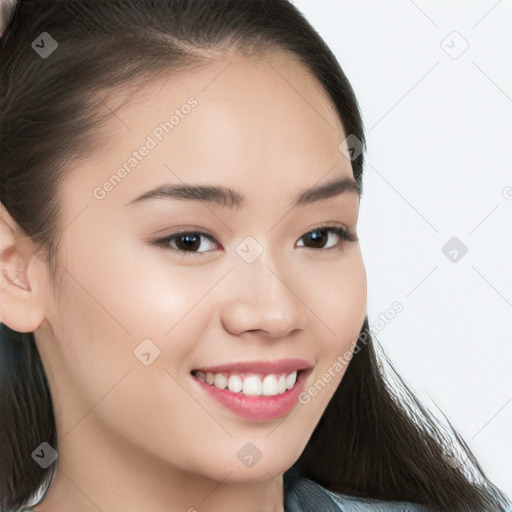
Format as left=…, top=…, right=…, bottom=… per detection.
left=18, top=469, right=511, bottom=512
left=283, top=468, right=429, bottom=511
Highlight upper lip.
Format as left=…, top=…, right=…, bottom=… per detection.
left=192, top=358, right=314, bottom=375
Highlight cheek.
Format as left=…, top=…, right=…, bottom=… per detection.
left=300, top=249, right=367, bottom=351
left=297, top=252, right=366, bottom=401
left=60, top=228, right=214, bottom=343
left=335, top=257, right=367, bottom=346
left=49, top=265, right=206, bottom=457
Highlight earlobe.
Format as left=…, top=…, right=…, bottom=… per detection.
left=0, top=204, right=45, bottom=333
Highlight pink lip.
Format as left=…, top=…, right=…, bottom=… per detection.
left=191, top=367, right=311, bottom=421
left=192, top=358, right=313, bottom=375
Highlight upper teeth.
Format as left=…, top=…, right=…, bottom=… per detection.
left=194, top=371, right=298, bottom=396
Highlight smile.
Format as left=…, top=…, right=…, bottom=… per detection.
left=191, top=369, right=300, bottom=396
left=190, top=359, right=313, bottom=421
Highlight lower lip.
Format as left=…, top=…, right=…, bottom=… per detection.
left=191, top=370, right=309, bottom=421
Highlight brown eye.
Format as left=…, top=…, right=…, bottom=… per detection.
left=151, top=231, right=218, bottom=255
left=296, top=226, right=358, bottom=251
left=174, top=233, right=201, bottom=252
left=302, top=229, right=329, bottom=249
left=150, top=225, right=358, bottom=257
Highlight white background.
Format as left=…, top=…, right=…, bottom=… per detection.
left=293, top=0, right=512, bottom=500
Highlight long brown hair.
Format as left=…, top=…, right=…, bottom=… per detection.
left=0, top=1, right=510, bottom=511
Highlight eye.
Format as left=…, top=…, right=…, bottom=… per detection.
left=296, top=225, right=358, bottom=251
left=150, top=230, right=218, bottom=256
left=150, top=225, right=358, bottom=256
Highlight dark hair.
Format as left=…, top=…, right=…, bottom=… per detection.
left=0, top=1, right=510, bottom=511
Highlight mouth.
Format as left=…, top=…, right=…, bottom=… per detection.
left=190, top=359, right=313, bottom=421
left=191, top=368, right=308, bottom=396
left=191, top=358, right=313, bottom=396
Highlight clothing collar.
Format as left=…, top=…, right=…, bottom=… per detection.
left=283, top=467, right=341, bottom=512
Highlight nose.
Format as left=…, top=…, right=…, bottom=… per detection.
left=219, top=253, right=309, bottom=339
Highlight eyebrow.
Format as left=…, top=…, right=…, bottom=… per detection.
left=124, top=176, right=361, bottom=210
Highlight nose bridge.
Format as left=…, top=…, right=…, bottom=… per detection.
left=235, top=233, right=290, bottom=298
left=221, top=235, right=308, bottom=337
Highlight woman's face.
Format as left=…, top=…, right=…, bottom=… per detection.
left=35, top=50, right=367, bottom=485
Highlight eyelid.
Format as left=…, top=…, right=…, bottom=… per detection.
left=149, top=229, right=219, bottom=256
left=149, top=223, right=358, bottom=256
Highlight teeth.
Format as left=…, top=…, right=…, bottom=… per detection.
left=214, top=373, right=228, bottom=390
left=262, top=374, right=278, bottom=395
left=243, top=375, right=262, bottom=396
left=194, top=370, right=299, bottom=396
left=277, top=374, right=286, bottom=394
left=285, top=371, right=297, bottom=390
left=227, top=374, right=243, bottom=393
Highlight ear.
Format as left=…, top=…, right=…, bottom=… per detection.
left=0, top=203, right=46, bottom=332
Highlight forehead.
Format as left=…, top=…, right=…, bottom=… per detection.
left=100, top=49, right=346, bottom=150
left=62, top=50, right=354, bottom=217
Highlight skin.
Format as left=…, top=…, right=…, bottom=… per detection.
left=0, top=50, right=367, bottom=512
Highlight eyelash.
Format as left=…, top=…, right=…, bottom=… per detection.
left=149, top=224, right=358, bottom=257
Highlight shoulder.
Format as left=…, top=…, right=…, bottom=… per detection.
left=323, top=486, right=431, bottom=512
left=325, top=488, right=512, bottom=512
left=284, top=468, right=429, bottom=512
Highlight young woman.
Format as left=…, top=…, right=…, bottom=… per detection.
left=0, top=1, right=510, bottom=511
